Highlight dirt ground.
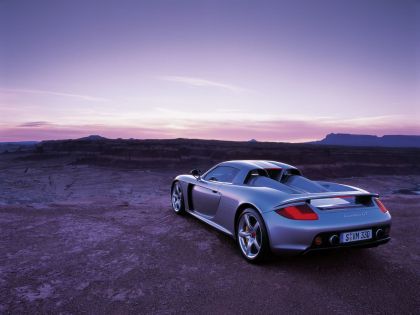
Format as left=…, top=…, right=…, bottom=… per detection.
left=0, top=156, right=419, bottom=314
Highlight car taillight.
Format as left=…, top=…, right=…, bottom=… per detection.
left=375, top=198, right=389, bottom=213
left=276, top=204, right=318, bottom=220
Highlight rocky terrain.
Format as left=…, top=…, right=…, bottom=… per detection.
left=0, top=139, right=419, bottom=313
left=312, top=133, right=420, bottom=147
left=9, top=137, right=420, bottom=177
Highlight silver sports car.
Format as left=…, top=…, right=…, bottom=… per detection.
left=171, top=160, right=391, bottom=262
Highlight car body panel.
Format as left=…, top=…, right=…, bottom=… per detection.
left=191, top=181, right=221, bottom=217
left=172, top=160, right=391, bottom=254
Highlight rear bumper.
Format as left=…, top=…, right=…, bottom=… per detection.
left=263, top=209, right=392, bottom=255
left=303, top=236, right=390, bottom=255
left=269, top=233, right=391, bottom=256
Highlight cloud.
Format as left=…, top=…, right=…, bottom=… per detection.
left=159, top=76, right=248, bottom=93
left=19, top=121, right=52, bottom=128
left=0, top=124, right=174, bottom=142
left=0, top=88, right=110, bottom=102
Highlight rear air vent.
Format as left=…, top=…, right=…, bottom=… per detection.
left=310, top=195, right=373, bottom=210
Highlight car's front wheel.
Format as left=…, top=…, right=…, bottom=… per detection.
left=171, top=181, right=185, bottom=214
left=237, top=208, right=269, bottom=263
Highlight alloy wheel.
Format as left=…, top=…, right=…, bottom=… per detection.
left=172, top=182, right=183, bottom=212
left=238, top=213, right=262, bottom=259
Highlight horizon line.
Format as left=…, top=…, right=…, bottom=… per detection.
left=2, top=132, right=420, bottom=144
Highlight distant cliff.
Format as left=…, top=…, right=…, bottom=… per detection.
left=312, top=133, right=420, bottom=148
left=0, top=141, right=39, bottom=153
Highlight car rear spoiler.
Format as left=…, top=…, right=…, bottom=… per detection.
left=273, top=191, right=379, bottom=209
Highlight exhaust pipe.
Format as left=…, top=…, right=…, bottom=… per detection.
left=329, top=235, right=339, bottom=245
left=376, top=229, right=383, bottom=238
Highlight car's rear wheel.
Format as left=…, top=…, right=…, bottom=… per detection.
left=237, top=208, right=269, bottom=263
left=171, top=181, right=185, bottom=214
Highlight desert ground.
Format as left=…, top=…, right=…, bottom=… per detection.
left=0, top=140, right=419, bottom=314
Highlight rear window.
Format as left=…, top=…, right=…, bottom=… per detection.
left=265, top=168, right=282, bottom=181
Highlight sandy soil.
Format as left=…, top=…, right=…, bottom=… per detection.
left=0, top=156, right=419, bottom=314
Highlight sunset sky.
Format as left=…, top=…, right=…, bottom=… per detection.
left=0, top=0, right=418, bottom=142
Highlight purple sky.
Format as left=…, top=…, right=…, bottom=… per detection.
left=0, top=0, right=418, bottom=142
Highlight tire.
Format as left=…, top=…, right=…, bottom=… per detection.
left=236, top=208, right=270, bottom=263
left=171, top=181, right=186, bottom=214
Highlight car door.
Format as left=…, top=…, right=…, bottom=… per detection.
left=191, top=180, right=221, bottom=217
left=191, top=166, right=240, bottom=217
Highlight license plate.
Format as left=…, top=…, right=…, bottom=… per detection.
left=340, top=229, right=372, bottom=243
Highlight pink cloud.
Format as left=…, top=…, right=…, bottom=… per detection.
left=18, top=121, right=52, bottom=128
left=0, top=124, right=173, bottom=142
left=177, top=120, right=420, bottom=142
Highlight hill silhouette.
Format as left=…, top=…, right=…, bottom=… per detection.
left=312, top=133, right=420, bottom=148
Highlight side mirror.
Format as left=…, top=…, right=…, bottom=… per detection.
left=191, top=169, right=201, bottom=179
